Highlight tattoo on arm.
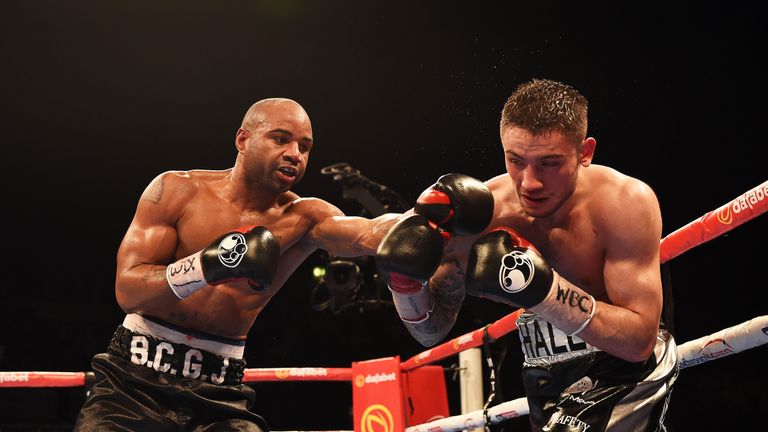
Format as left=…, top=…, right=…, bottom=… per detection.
left=142, top=267, right=168, bottom=288
left=142, top=176, right=164, bottom=204
left=407, top=257, right=466, bottom=346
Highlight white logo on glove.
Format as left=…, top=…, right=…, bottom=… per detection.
left=498, top=251, right=534, bottom=293
left=217, top=233, right=248, bottom=268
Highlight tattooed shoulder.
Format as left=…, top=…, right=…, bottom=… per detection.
left=141, top=175, right=165, bottom=204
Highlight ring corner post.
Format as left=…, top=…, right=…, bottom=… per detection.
left=402, top=363, right=450, bottom=428
left=351, top=356, right=406, bottom=432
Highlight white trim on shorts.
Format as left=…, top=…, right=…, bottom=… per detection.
left=122, top=313, right=245, bottom=359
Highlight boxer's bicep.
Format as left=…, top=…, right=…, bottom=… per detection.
left=116, top=174, right=185, bottom=308
left=583, top=180, right=663, bottom=359
left=120, top=174, right=183, bottom=270
left=601, top=180, right=662, bottom=317
left=118, top=216, right=178, bottom=278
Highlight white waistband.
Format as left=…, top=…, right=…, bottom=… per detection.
left=517, top=313, right=599, bottom=366
left=122, top=314, right=245, bottom=359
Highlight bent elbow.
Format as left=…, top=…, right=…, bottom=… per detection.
left=115, top=288, right=138, bottom=314
left=626, top=349, right=653, bottom=363
left=115, top=282, right=144, bottom=314
left=626, top=335, right=658, bottom=363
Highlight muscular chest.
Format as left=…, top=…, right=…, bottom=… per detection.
left=174, top=195, right=310, bottom=257
left=539, top=229, right=603, bottom=292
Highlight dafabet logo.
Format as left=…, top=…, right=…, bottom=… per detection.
left=360, top=404, right=394, bottom=432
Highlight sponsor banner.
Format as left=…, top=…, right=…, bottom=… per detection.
left=353, top=357, right=405, bottom=432
left=679, top=337, right=737, bottom=369
left=274, top=367, right=329, bottom=379
left=0, top=372, right=29, bottom=385
left=413, top=349, right=432, bottom=365
left=731, top=182, right=768, bottom=215
left=451, top=333, right=476, bottom=351
left=243, top=367, right=352, bottom=382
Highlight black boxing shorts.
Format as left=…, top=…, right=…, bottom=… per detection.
left=73, top=313, right=268, bottom=431
left=517, top=312, right=678, bottom=432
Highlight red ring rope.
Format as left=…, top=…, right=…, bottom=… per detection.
left=0, top=371, right=89, bottom=388
left=660, top=180, right=768, bottom=263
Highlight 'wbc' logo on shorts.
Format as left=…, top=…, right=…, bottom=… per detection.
left=499, top=251, right=534, bottom=293
left=218, top=233, right=248, bottom=268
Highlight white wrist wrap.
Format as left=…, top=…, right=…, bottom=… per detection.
left=390, top=283, right=435, bottom=324
left=530, top=271, right=596, bottom=336
left=166, top=250, right=207, bottom=299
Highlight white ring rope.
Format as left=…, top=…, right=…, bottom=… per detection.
left=676, top=315, right=768, bottom=370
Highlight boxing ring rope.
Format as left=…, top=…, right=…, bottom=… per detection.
left=0, top=368, right=355, bottom=388
left=660, top=179, right=766, bottom=339
left=244, top=367, right=352, bottom=382
left=1, top=179, right=766, bottom=431
left=0, top=371, right=91, bottom=388
left=659, top=179, right=768, bottom=263
left=402, top=309, right=524, bottom=371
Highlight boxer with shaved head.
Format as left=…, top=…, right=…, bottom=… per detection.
left=74, top=98, right=401, bottom=431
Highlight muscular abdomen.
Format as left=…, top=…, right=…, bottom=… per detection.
left=144, top=282, right=271, bottom=339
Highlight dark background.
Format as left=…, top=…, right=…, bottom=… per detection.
left=1, top=1, right=766, bottom=431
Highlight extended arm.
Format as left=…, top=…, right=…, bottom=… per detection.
left=308, top=206, right=403, bottom=258
left=375, top=174, right=494, bottom=347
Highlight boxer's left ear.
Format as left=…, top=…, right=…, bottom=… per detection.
left=579, top=137, right=596, bottom=167
left=235, top=128, right=250, bottom=152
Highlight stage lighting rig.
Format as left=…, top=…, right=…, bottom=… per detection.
left=309, top=163, right=410, bottom=315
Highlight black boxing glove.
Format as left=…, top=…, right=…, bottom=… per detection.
left=375, top=214, right=445, bottom=323
left=414, top=173, right=494, bottom=236
left=166, top=226, right=280, bottom=299
left=466, top=227, right=596, bottom=336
